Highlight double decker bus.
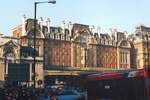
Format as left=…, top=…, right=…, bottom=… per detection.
left=85, top=69, right=150, bottom=100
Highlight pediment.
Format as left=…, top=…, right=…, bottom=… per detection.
left=26, top=29, right=45, bottom=39
left=118, top=40, right=131, bottom=48
left=72, top=24, right=92, bottom=42
left=3, top=40, right=18, bottom=57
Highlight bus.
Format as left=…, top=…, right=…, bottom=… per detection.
left=85, top=69, right=150, bottom=100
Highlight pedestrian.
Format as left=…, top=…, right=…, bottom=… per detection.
left=51, top=95, right=58, bottom=100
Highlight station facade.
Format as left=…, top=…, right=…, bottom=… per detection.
left=0, top=15, right=149, bottom=86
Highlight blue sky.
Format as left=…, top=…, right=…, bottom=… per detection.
left=1, top=0, right=150, bottom=35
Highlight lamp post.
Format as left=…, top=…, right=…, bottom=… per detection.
left=145, top=33, right=150, bottom=100
left=33, top=0, right=56, bottom=87
left=146, top=34, right=149, bottom=69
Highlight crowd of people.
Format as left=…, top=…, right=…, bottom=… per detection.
left=0, top=85, right=58, bottom=100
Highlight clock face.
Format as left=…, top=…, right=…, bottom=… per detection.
left=28, top=30, right=41, bottom=38
left=80, top=35, right=87, bottom=43
left=25, top=19, right=35, bottom=32
left=3, top=44, right=15, bottom=57
left=6, top=53, right=14, bottom=58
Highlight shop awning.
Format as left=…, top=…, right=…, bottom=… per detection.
left=44, top=70, right=79, bottom=76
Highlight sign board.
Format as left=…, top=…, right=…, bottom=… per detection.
left=8, top=63, right=30, bottom=82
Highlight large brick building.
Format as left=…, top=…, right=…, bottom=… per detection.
left=130, top=25, right=150, bottom=69
left=0, top=15, right=149, bottom=86
left=0, top=33, right=20, bottom=87
left=44, top=21, right=131, bottom=74
left=10, top=15, right=45, bottom=86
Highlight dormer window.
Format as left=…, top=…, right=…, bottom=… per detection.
left=50, top=33, right=54, bottom=39
left=61, top=35, right=65, bottom=40
left=55, top=29, right=58, bottom=33
left=51, top=28, right=55, bottom=33
left=65, top=29, right=69, bottom=34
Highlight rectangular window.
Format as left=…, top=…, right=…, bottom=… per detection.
left=66, top=48, right=69, bottom=66
left=73, top=47, right=77, bottom=67
left=49, top=47, right=53, bottom=65
left=56, top=48, right=59, bottom=66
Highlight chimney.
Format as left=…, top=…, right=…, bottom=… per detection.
left=0, top=33, right=3, bottom=38
left=113, top=28, right=117, bottom=41
left=61, top=20, right=65, bottom=34
left=108, top=28, right=113, bottom=36
left=90, top=25, right=93, bottom=35
left=39, top=17, right=43, bottom=31
left=92, top=25, right=95, bottom=33
left=22, top=14, right=26, bottom=36
left=67, top=21, right=72, bottom=36
left=46, top=18, right=51, bottom=33
left=97, top=26, right=100, bottom=33
left=124, top=31, right=128, bottom=38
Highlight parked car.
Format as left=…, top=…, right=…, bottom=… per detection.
left=57, top=89, right=84, bottom=100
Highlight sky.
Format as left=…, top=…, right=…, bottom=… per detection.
left=1, top=0, right=150, bottom=35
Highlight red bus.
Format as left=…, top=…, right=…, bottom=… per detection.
left=85, top=69, right=150, bottom=100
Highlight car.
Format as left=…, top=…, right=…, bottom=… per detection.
left=57, top=89, right=84, bottom=100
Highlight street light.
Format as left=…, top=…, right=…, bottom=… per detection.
left=33, top=0, right=56, bottom=87
left=146, top=34, right=149, bottom=69
left=144, top=32, right=150, bottom=100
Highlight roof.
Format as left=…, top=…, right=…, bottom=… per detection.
left=86, top=69, right=145, bottom=81
left=86, top=72, right=124, bottom=81
left=0, top=38, right=11, bottom=46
